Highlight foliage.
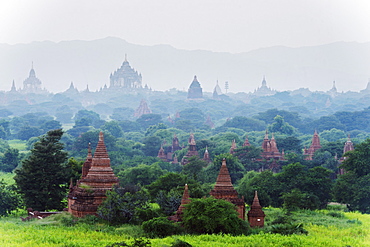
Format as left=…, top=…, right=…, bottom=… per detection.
left=97, top=185, right=150, bottom=225
left=0, top=148, right=20, bottom=172
left=170, top=239, right=192, bottom=247
left=14, top=129, right=70, bottom=211
left=233, top=145, right=263, bottom=171
left=118, top=163, right=166, bottom=187
left=182, top=197, right=250, bottom=235
left=156, top=190, right=181, bottom=216
left=0, top=180, right=21, bottom=216
left=142, top=217, right=183, bottom=237
left=106, top=238, right=151, bottom=247
left=146, top=173, right=204, bottom=200
left=268, top=115, right=296, bottom=135
left=334, top=138, right=370, bottom=213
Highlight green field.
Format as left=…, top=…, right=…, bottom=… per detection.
left=0, top=209, right=369, bottom=247
left=8, top=139, right=28, bottom=153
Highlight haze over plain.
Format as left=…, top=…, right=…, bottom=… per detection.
left=0, top=0, right=369, bottom=93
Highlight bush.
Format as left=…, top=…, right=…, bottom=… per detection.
left=268, top=223, right=308, bottom=235
left=182, top=197, right=250, bottom=235
left=106, top=238, right=151, bottom=247
left=142, top=217, right=183, bottom=237
left=171, top=239, right=192, bottom=247
left=326, top=211, right=345, bottom=218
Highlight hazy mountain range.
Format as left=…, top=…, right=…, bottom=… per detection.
left=0, top=37, right=369, bottom=94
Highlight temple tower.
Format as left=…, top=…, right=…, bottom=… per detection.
left=134, top=99, right=152, bottom=118
left=168, top=184, right=190, bottom=222
left=181, top=133, right=199, bottom=165
left=157, top=145, right=167, bottom=161
left=247, top=191, right=265, bottom=227
left=68, top=132, right=119, bottom=217
left=187, top=76, right=204, bottom=100
left=109, top=55, right=143, bottom=89
left=243, top=136, right=251, bottom=147
left=22, top=63, right=43, bottom=93
left=304, top=130, right=322, bottom=160
left=203, top=146, right=211, bottom=163
left=209, top=158, right=245, bottom=220
left=229, top=139, right=237, bottom=154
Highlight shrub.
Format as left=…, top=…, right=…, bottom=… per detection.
left=326, top=211, right=345, bottom=218
left=171, top=239, right=192, bottom=247
left=142, top=217, right=183, bottom=237
left=268, top=223, right=308, bottom=235
left=182, top=197, right=250, bottom=235
left=106, top=238, right=151, bottom=247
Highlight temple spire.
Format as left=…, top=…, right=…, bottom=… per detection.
left=247, top=191, right=265, bottom=227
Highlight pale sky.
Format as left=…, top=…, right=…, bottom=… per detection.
left=1, top=0, right=370, bottom=53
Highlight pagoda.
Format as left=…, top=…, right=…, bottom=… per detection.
left=181, top=133, right=199, bottom=165
left=68, top=132, right=119, bottom=217
left=261, top=131, right=283, bottom=161
left=168, top=184, right=190, bottom=222
left=209, top=158, right=245, bottom=220
left=304, top=130, right=322, bottom=160
left=134, top=99, right=152, bottom=117
left=229, top=139, right=237, bottom=154
left=22, top=63, right=46, bottom=93
left=247, top=191, right=265, bottom=227
left=203, top=146, right=211, bottom=163
left=243, top=136, right=251, bottom=147
left=187, top=76, right=204, bottom=100
left=338, top=135, right=355, bottom=175
left=109, top=55, right=142, bottom=89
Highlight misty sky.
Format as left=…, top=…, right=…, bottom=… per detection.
left=1, top=0, right=370, bottom=53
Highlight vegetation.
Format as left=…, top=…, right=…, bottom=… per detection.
left=14, top=129, right=70, bottom=211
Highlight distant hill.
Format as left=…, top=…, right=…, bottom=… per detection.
left=0, top=37, right=369, bottom=93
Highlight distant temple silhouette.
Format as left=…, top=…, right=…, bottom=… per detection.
left=109, top=55, right=143, bottom=89
left=187, top=76, right=204, bottom=100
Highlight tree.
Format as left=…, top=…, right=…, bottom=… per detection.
left=233, top=145, right=263, bottom=171
left=268, top=115, right=296, bottom=135
left=0, top=180, right=21, bottom=216
left=14, top=129, right=70, bottom=211
left=97, top=185, right=149, bottom=225
left=182, top=197, right=249, bottom=235
left=0, top=148, right=20, bottom=172
left=182, top=156, right=207, bottom=181
left=117, top=163, right=166, bottom=187
left=334, top=139, right=370, bottom=213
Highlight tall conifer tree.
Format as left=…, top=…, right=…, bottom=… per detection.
left=14, top=129, right=69, bottom=211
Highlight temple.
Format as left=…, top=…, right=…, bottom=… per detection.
left=338, top=135, right=355, bottom=175
left=181, top=133, right=199, bottom=165
left=134, top=99, right=152, bottom=117
left=203, top=146, right=211, bottom=163
left=304, top=130, right=322, bottom=160
left=252, top=76, right=276, bottom=97
left=209, top=158, right=245, bottom=220
left=229, top=139, right=237, bottom=154
left=156, top=134, right=183, bottom=162
left=187, top=76, right=204, bottom=100
left=109, top=55, right=143, bottom=89
left=68, top=132, right=119, bottom=217
left=22, top=64, right=46, bottom=94
left=261, top=131, right=283, bottom=161
left=168, top=184, right=190, bottom=222
left=247, top=191, right=265, bottom=227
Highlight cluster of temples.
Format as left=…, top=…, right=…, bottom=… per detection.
left=170, top=158, right=265, bottom=227
left=66, top=131, right=265, bottom=227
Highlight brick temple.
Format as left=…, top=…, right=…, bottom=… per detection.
left=210, top=158, right=245, bottom=220
left=68, top=132, right=119, bottom=217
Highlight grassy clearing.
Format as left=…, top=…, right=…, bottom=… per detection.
left=0, top=171, right=15, bottom=184
left=8, top=139, right=28, bottom=154
left=0, top=209, right=370, bottom=246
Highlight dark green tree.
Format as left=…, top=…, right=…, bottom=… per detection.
left=182, top=197, right=249, bottom=235
left=0, top=148, right=20, bottom=172
left=14, top=129, right=70, bottom=211
left=97, top=185, right=149, bottom=225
